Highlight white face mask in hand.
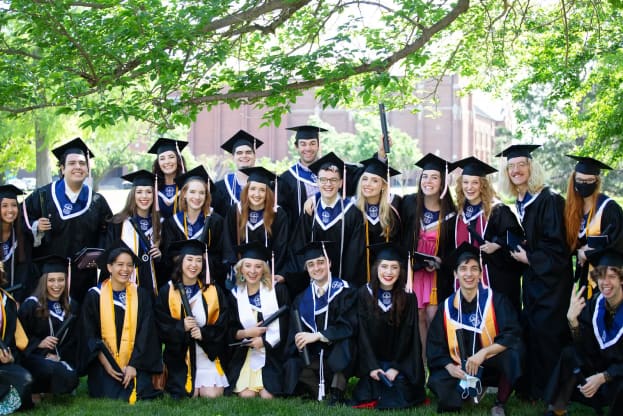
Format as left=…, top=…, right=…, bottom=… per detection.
left=459, top=374, right=483, bottom=401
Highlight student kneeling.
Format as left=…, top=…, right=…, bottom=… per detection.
left=427, top=243, right=524, bottom=415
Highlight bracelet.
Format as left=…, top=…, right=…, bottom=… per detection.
left=603, top=371, right=612, bottom=383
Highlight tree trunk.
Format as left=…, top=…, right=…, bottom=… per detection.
left=34, top=115, right=52, bottom=187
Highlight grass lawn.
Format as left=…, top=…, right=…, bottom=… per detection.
left=27, top=379, right=597, bottom=416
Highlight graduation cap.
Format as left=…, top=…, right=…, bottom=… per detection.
left=586, top=248, right=623, bottom=268
left=147, top=138, right=188, bottom=155
left=35, top=255, right=70, bottom=275
left=495, top=144, right=541, bottom=159
left=308, top=152, right=345, bottom=176
left=453, top=156, right=497, bottom=177
left=286, top=125, right=328, bottom=141
left=51, top=137, right=95, bottom=161
left=447, top=242, right=481, bottom=272
left=239, top=166, right=277, bottom=186
left=121, top=170, right=155, bottom=187
left=168, top=239, right=206, bottom=257
left=566, top=155, right=613, bottom=176
left=368, top=242, right=406, bottom=262
left=359, top=157, right=401, bottom=179
left=173, top=165, right=213, bottom=189
left=296, top=241, right=335, bottom=263
left=0, top=184, right=25, bottom=200
left=236, top=241, right=272, bottom=262
left=220, top=130, right=264, bottom=154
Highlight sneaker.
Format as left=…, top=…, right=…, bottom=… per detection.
left=491, top=404, right=506, bottom=416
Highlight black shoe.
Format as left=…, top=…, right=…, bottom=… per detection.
left=327, top=388, right=345, bottom=406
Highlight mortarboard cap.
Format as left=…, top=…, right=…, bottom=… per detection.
left=168, top=239, right=206, bottom=257
left=35, top=255, right=70, bottom=275
left=359, top=157, right=401, bottom=178
left=414, top=153, right=452, bottom=172
left=236, top=241, right=272, bottom=262
left=566, top=155, right=613, bottom=176
left=240, top=167, right=277, bottom=186
left=286, top=125, right=328, bottom=141
left=174, top=165, right=212, bottom=189
left=0, top=184, right=25, bottom=200
left=296, top=241, right=335, bottom=263
left=308, top=152, right=345, bottom=176
left=51, top=137, right=95, bottom=161
left=220, top=130, right=264, bottom=154
left=447, top=242, right=481, bottom=271
left=495, top=144, right=541, bottom=159
left=454, top=156, right=497, bottom=177
left=587, top=248, right=623, bottom=269
left=368, top=242, right=405, bottom=262
left=121, top=170, right=155, bottom=187
left=147, top=138, right=188, bottom=155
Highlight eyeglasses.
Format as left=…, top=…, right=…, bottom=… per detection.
left=318, top=177, right=340, bottom=184
left=506, top=161, right=528, bottom=170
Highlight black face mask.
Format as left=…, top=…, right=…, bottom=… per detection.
left=574, top=181, right=598, bottom=198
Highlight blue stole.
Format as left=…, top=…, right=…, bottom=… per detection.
left=158, top=184, right=178, bottom=218
left=445, top=284, right=492, bottom=331
left=592, top=294, right=623, bottom=349
left=366, top=283, right=392, bottom=312
left=313, top=193, right=354, bottom=230
left=299, top=278, right=348, bottom=332
left=290, top=162, right=318, bottom=186
left=51, top=180, right=92, bottom=219
left=248, top=209, right=265, bottom=231
left=515, top=192, right=538, bottom=222
left=248, top=291, right=262, bottom=312
left=463, top=203, right=482, bottom=221
left=173, top=211, right=205, bottom=239
left=112, top=289, right=127, bottom=309
left=366, top=203, right=380, bottom=225
left=184, top=283, right=200, bottom=302
left=1, top=233, right=15, bottom=263
left=225, top=173, right=242, bottom=204
left=48, top=300, right=65, bottom=321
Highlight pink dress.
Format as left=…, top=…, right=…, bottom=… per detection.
left=413, top=227, right=438, bottom=308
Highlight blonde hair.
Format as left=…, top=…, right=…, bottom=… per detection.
left=355, top=175, right=395, bottom=238
left=233, top=258, right=273, bottom=290
left=455, top=175, right=497, bottom=219
left=498, top=157, right=546, bottom=198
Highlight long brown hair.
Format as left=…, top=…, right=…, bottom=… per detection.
left=368, top=259, right=407, bottom=326
left=413, top=170, right=456, bottom=252
left=237, top=184, right=276, bottom=241
left=455, top=175, right=497, bottom=219
left=178, top=179, right=212, bottom=217
left=0, top=197, right=26, bottom=261
left=564, top=172, right=601, bottom=251
left=110, top=186, right=162, bottom=246
left=34, top=272, right=71, bottom=319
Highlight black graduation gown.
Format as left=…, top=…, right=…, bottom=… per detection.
left=77, top=285, right=162, bottom=401
left=225, top=283, right=290, bottom=395
left=0, top=290, right=33, bottom=409
left=160, top=211, right=227, bottom=289
left=544, top=294, right=623, bottom=414
left=455, top=202, right=525, bottom=314
left=400, top=194, right=457, bottom=303
left=106, top=220, right=161, bottom=294
left=283, top=280, right=357, bottom=396
left=574, top=194, right=623, bottom=295
left=154, top=282, right=229, bottom=398
left=353, top=286, right=425, bottom=408
left=286, top=199, right=365, bottom=295
left=212, top=175, right=241, bottom=218
left=278, top=166, right=313, bottom=232
left=0, top=222, right=33, bottom=303
left=517, top=186, right=573, bottom=399
left=427, top=290, right=524, bottom=410
left=17, top=297, right=79, bottom=394
left=23, top=183, right=112, bottom=303
left=222, top=205, right=290, bottom=275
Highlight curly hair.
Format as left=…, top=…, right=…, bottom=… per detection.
left=498, top=157, right=545, bottom=198
left=355, top=174, right=396, bottom=238
left=110, top=185, right=161, bottom=246
left=237, top=183, right=276, bottom=241
left=590, top=265, right=623, bottom=284
left=455, top=175, right=497, bottom=219
left=233, top=258, right=273, bottom=290
left=564, top=172, right=602, bottom=251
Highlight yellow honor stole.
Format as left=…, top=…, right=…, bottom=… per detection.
left=167, top=281, right=221, bottom=394
left=1, top=290, right=28, bottom=351
left=585, top=200, right=608, bottom=299
left=444, top=288, right=498, bottom=365
left=100, top=280, right=139, bottom=404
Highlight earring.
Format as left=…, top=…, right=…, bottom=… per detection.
left=239, top=275, right=245, bottom=282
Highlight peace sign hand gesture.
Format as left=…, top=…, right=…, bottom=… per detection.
left=567, top=285, right=586, bottom=328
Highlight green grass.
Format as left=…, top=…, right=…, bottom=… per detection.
left=27, top=379, right=598, bottom=415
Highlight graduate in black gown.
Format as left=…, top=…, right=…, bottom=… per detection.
left=226, top=242, right=290, bottom=398
left=22, top=138, right=112, bottom=303
left=278, top=125, right=326, bottom=230
left=427, top=243, right=524, bottom=415
left=545, top=249, right=623, bottom=416
left=283, top=241, right=357, bottom=403
left=497, top=144, right=573, bottom=400
left=154, top=240, right=230, bottom=399
left=148, top=138, right=188, bottom=221
left=0, top=184, right=31, bottom=303
left=106, top=170, right=162, bottom=294
left=212, top=130, right=264, bottom=217
left=78, top=245, right=162, bottom=402
left=0, top=265, right=33, bottom=412
left=353, top=243, right=426, bottom=410
left=287, top=153, right=365, bottom=295
left=18, top=256, right=79, bottom=398
left=452, top=157, right=524, bottom=314
left=563, top=155, right=623, bottom=300
left=161, top=166, right=227, bottom=288
left=222, top=167, right=289, bottom=284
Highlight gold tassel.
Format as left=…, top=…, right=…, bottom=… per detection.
left=129, top=377, right=137, bottom=404
left=215, top=357, right=224, bottom=376
left=185, top=349, right=192, bottom=394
